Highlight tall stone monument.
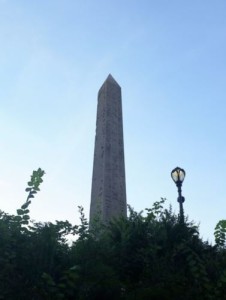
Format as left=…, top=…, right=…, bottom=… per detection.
left=90, top=74, right=127, bottom=224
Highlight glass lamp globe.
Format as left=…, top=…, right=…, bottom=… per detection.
left=171, top=167, right=186, bottom=186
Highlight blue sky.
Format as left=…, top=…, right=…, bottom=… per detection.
left=0, top=0, right=226, bottom=242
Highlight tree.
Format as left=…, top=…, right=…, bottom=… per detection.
left=1, top=170, right=226, bottom=299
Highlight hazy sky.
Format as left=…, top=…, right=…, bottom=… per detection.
left=1, top=1, right=226, bottom=242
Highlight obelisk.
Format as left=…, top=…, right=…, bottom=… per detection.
left=90, top=74, right=127, bottom=224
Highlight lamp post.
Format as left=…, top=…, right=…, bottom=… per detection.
left=171, top=167, right=186, bottom=224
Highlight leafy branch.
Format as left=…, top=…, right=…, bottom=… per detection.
left=16, top=168, right=45, bottom=226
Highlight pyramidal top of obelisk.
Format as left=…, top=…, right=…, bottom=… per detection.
left=105, top=73, right=120, bottom=85
left=90, top=74, right=127, bottom=225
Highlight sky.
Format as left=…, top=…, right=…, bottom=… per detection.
left=0, top=0, right=226, bottom=243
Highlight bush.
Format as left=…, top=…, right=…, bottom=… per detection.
left=1, top=170, right=226, bottom=299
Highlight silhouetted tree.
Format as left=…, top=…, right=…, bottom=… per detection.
left=1, top=170, right=226, bottom=299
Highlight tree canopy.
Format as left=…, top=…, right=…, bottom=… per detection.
left=1, top=169, right=226, bottom=299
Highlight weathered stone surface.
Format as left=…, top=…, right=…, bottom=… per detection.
left=90, top=74, right=127, bottom=224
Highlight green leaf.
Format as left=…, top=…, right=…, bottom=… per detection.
left=14, top=215, right=22, bottom=221
left=21, top=220, right=29, bottom=225
left=21, top=201, right=31, bottom=209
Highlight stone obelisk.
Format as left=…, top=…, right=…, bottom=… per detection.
left=90, top=74, right=127, bottom=224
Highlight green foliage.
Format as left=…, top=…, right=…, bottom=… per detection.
left=1, top=171, right=226, bottom=299
left=214, top=220, right=226, bottom=248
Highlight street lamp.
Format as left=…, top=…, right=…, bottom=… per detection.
left=171, top=167, right=186, bottom=223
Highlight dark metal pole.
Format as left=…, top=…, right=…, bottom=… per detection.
left=177, top=183, right=185, bottom=224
